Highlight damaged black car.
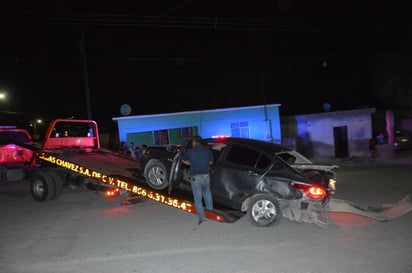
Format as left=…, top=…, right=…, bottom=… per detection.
left=140, top=137, right=337, bottom=227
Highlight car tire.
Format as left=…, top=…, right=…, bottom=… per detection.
left=47, top=172, right=65, bottom=200
left=144, top=160, right=169, bottom=190
left=246, top=194, right=281, bottom=227
left=30, top=172, right=56, bottom=202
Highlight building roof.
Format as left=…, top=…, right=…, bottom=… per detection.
left=112, top=104, right=281, bottom=121
left=292, top=107, right=376, bottom=121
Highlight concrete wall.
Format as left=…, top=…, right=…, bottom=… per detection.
left=401, top=118, right=412, bottom=132
left=282, top=108, right=375, bottom=159
left=306, top=113, right=373, bottom=158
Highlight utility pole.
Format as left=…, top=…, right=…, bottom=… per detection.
left=261, top=73, right=268, bottom=120
left=261, top=73, right=273, bottom=142
left=80, top=29, right=92, bottom=119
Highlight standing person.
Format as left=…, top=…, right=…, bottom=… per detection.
left=134, top=145, right=142, bottom=160
left=182, top=136, right=214, bottom=225
left=129, top=142, right=137, bottom=160
left=368, top=138, right=376, bottom=161
left=119, top=141, right=127, bottom=155
left=141, top=144, right=148, bottom=156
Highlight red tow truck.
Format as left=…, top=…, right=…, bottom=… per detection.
left=9, top=118, right=411, bottom=227
left=26, top=119, right=233, bottom=223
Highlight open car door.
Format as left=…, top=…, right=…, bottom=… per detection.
left=168, top=139, right=191, bottom=194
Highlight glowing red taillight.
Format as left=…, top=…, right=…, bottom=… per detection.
left=307, top=186, right=326, bottom=199
left=293, top=183, right=327, bottom=200
left=211, top=135, right=229, bottom=139
left=106, top=188, right=120, bottom=198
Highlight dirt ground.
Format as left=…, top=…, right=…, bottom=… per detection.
left=1, top=156, right=412, bottom=273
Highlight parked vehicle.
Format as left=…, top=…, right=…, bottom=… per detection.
left=372, top=130, right=412, bottom=151
left=394, top=130, right=412, bottom=151
left=140, top=137, right=337, bottom=226
left=0, top=126, right=40, bottom=183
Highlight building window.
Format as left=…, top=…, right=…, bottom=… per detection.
left=180, top=127, right=192, bottom=138
left=153, top=129, right=169, bottom=145
left=231, top=121, right=249, bottom=138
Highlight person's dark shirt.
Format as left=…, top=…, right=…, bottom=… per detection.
left=182, top=144, right=213, bottom=175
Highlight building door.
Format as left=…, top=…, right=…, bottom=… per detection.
left=153, top=129, right=169, bottom=145
left=333, top=126, right=349, bottom=158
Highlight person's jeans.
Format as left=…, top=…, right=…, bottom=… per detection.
left=191, top=174, right=214, bottom=221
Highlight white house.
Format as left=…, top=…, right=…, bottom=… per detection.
left=281, top=108, right=376, bottom=159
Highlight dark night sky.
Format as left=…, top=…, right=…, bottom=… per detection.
left=0, top=1, right=411, bottom=132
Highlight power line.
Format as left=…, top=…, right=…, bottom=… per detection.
left=0, top=13, right=403, bottom=34
left=84, top=0, right=198, bottom=43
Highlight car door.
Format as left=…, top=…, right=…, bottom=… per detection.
left=168, top=139, right=191, bottom=194
left=169, top=139, right=223, bottom=194
left=211, top=143, right=273, bottom=209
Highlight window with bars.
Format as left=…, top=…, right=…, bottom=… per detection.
left=230, top=121, right=249, bottom=138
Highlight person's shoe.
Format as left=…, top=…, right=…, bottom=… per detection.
left=198, top=220, right=206, bottom=225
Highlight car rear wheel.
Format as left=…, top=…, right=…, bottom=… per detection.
left=47, top=172, right=65, bottom=200
left=144, top=160, right=168, bottom=190
left=30, top=172, right=56, bottom=202
left=247, top=194, right=281, bottom=227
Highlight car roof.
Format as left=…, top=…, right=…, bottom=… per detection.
left=203, top=137, right=292, bottom=155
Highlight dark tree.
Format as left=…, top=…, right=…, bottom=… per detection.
left=372, top=28, right=412, bottom=110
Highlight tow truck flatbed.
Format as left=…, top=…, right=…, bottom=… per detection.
left=37, top=148, right=243, bottom=223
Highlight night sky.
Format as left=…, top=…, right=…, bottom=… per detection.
left=0, top=1, right=411, bottom=133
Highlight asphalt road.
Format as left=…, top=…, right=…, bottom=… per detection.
left=1, top=158, right=412, bottom=273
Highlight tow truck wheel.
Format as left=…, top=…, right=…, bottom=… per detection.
left=246, top=194, right=281, bottom=227
left=144, top=160, right=168, bottom=190
left=30, top=172, right=56, bottom=202
left=47, top=172, right=65, bottom=200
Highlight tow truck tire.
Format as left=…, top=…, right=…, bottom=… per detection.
left=30, top=172, right=56, bottom=202
left=144, top=160, right=168, bottom=190
left=47, top=172, right=65, bottom=200
left=246, top=194, right=281, bottom=227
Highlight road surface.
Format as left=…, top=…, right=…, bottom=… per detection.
left=1, top=158, right=412, bottom=273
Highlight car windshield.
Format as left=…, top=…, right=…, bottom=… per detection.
left=0, top=131, right=31, bottom=145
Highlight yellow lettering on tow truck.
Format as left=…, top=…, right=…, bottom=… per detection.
left=116, top=180, right=131, bottom=191
left=39, top=154, right=56, bottom=163
left=107, top=177, right=115, bottom=185
left=92, top=171, right=101, bottom=178
left=36, top=153, right=199, bottom=217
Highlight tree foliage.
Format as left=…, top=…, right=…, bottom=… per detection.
left=373, top=29, right=412, bottom=110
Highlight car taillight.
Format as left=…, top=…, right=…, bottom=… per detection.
left=211, top=135, right=229, bottom=139
left=293, top=183, right=327, bottom=200
left=106, top=188, right=120, bottom=198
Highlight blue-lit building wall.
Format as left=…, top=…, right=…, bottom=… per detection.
left=113, top=104, right=281, bottom=145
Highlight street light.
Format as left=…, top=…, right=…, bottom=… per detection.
left=30, top=118, right=43, bottom=141
left=0, top=90, right=7, bottom=105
